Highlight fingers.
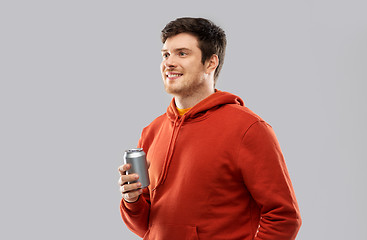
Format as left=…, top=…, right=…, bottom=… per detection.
left=120, top=182, right=142, bottom=193
left=118, top=163, right=131, bottom=175
left=118, top=164, right=143, bottom=202
left=122, top=188, right=143, bottom=203
left=119, top=179, right=143, bottom=203
left=118, top=173, right=139, bottom=186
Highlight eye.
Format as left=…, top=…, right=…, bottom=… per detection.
left=162, top=53, right=169, bottom=59
left=178, top=52, right=187, bottom=57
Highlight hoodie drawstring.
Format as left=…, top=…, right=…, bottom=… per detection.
left=153, top=115, right=186, bottom=191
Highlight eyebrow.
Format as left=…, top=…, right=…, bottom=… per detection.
left=161, top=48, right=192, bottom=52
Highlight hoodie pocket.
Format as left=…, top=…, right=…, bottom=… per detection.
left=143, top=224, right=198, bottom=240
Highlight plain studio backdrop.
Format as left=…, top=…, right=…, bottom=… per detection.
left=1, top=0, right=366, bottom=239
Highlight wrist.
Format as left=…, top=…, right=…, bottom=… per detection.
left=123, top=195, right=140, bottom=203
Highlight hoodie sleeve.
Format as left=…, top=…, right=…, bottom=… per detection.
left=237, top=121, right=302, bottom=240
left=119, top=137, right=151, bottom=238
left=119, top=188, right=150, bottom=237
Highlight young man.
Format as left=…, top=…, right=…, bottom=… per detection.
left=118, top=17, right=301, bottom=240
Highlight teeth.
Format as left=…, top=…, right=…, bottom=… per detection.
left=167, top=74, right=182, bottom=78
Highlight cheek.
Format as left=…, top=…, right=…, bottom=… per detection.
left=160, top=63, right=165, bottom=74
left=186, top=60, right=203, bottom=73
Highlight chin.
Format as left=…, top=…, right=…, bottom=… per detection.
left=164, top=85, right=183, bottom=95
left=164, top=87, right=179, bottom=95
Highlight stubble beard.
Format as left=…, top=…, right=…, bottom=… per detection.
left=163, top=76, right=206, bottom=98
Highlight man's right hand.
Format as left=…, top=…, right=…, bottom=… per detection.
left=118, top=163, right=143, bottom=203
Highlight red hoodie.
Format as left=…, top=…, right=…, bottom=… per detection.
left=120, top=90, right=301, bottom=240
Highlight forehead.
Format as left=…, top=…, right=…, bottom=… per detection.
left=162, top=32, right=200, bottom=51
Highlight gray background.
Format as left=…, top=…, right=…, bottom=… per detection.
left=1, top=0, right=366, bottom=239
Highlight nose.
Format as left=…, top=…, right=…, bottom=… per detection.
left=163, top=56, right=177, bottom=68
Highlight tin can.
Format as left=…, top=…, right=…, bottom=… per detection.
left=123, top=148, right=150, bottom=188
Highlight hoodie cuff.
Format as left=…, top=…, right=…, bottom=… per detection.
left=121, top=196, right=144, bottom=214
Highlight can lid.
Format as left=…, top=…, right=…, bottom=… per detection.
left=125, top=148, right=143, bottom=153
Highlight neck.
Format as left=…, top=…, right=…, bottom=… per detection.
left=174, top=88, right=215, bottom=109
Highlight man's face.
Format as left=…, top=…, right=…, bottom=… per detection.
left=160, top=33, right=208, bottom=97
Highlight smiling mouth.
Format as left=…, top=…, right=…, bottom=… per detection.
left=166, top=73, right=183, bottom=80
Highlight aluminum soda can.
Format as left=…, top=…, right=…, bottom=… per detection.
left=123, top=148, right=150, bottom=188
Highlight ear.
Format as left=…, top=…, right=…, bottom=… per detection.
left=205, top=54, right=219, bottom=74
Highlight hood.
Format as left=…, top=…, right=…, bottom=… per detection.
left=166, top=90, right=244, bottom=122
left=153, top=89, right=245, bottom=191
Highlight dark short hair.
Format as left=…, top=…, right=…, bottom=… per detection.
left=161, top=17, right=227, bottom=84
